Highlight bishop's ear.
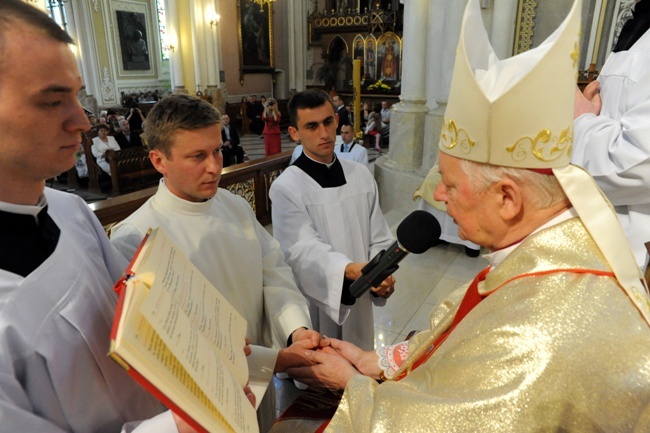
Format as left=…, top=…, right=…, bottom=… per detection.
left=494, top=178, right=523, bottom=222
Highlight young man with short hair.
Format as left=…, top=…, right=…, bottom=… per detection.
left=109, top=94, right=318, bottom=429
left=0, top=1, right=180, bottom=430
left=269, top=89, right=395, bottom=351
left=335, top=124, right=369, bottom=167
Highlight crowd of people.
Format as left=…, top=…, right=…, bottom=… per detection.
left=1, top=0, right=650, bottom=432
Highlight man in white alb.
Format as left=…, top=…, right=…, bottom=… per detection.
left=269, top=89, right=395, bottom=351
left=109, top=94, right=319, bottom=429
left=335, top=124, right=369, bottom=168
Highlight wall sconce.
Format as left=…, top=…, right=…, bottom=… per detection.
left=209, top=13, right=221, bottom=28
left=169, top=44, right=176, bottom=53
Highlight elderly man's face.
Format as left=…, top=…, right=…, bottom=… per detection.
left=434, top=152, right=497, bottom=248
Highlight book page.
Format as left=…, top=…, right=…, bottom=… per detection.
left=114, top=280, right=257, bottom=433
left=136, top=229, right=249, bottom=384
left=124, top=228, right=257, bottom=433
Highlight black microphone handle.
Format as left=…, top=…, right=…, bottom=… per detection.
left=350, top=242, right=408, bottom=297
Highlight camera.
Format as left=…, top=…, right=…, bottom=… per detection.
left=268, top=101, right=274, bottom=106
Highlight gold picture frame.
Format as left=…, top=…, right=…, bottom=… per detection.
left=237, top=0, right=275, bottom=83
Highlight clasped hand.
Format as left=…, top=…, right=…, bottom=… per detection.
left=284, top=337, right=381, bottom=390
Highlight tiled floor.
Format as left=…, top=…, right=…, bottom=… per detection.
left=372, top=233, right=488, bottom=349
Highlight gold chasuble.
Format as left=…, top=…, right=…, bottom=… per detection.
left=326, top=0, right=650, bottom=430
left=328, top=218, right=650, bottom=432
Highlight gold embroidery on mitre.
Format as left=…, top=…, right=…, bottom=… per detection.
left=440, top=118, right=475, bottom=154
left=506, top=126, right=573, bottom=163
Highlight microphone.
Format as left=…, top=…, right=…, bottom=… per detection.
left=350, top=210, right=441, bottom=298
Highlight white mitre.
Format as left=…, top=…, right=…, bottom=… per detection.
left=439, top=0, right=650, bottom=324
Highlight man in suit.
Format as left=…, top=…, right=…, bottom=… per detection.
left=221, top=114, right=245, bottom=167
left=114, top=119, right=143, bottom=149
left=332, top=95, right=349, bottom=135
left=335, top=124, right=368, bottom=168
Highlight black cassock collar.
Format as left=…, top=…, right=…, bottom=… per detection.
left=292, top=152, right=347, bottom=188
left=0, top=206, right=60, bottom=277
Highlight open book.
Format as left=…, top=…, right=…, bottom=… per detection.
left=109, top=227, right=259, bottom=433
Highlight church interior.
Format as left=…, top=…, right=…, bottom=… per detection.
left=39, top=0, right=641, bottom=361
left=27, top=0, right=648, bottom=426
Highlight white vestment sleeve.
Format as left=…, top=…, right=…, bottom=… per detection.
left=572, top=71, right=650, bottom=206
left=124, top=410, right=178, bottom=433
left=109, top=222, right=149, bottom=262
left=254, top=222, right=313, bottom=348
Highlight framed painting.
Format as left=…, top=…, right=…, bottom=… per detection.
left=238, top=0, right=274, bottom=75
left=116, top=10, right=151, bottom=71
left=111, top=0, right=156, bottom=78
left=376, top=32, right=401, bottom=82
left=364, top=35, right=377, bottom=80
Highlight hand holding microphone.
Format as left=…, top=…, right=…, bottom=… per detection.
left=350, top=211, right=441, bottom=298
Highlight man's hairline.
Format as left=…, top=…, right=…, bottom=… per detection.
left=292, top=102, right=335, bottom=130
left=153, top=121, right=222, bottom=156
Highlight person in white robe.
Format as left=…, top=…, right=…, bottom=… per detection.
left=0, top=2, right=181, bottom=431
left=572, top=0, right=650, bottom=269
left=334, top=124, right=369, bottom=168
left=280, top=3, right=650, bottom=431
left=108, top=94, right=318, bottom=430
left=91, top=123, right=121, bottom=176
left=269, top=89, right=395, bottom=352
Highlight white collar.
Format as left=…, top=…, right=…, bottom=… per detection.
left=0, top=194, right=47, bottom=218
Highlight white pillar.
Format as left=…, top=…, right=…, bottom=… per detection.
left=396, top=0, right=430, bottom=106
left=490, top=0, right=517, bottom=59
left=203, top=0, right=220, bottom=88
left=165, top=0, right=185, bottom=92
left=385, top=0, right=430, bottom=168
left=375, top=0, right=430, bottom=214
left=287, top=2, right=308, bottom=94
left=421, top=0, right=468, bottom=171
left=190, top=0, right=203, bottom=92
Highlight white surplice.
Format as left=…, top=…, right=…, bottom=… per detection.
left=109, top=180, right=312, bottom=394
left=0, top=188, right=167, bottom=432
left=269, top=159, right=394, bottom=351
left=572, top=30, right=650, bottom=268
left=335, top=142, right=369, bottom=167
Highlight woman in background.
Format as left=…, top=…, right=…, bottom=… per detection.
left=262, top=98, right=282, bottom=156
left=91, top=123, right=121, bottom=175
left=364, top=109, right=384, bottom=151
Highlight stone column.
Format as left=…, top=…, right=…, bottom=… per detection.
left=490, top=0, right=517, bottom=59
left=421, top=0, right=469, bottom=171
left=203, top=0, right=224, bottom=110
left=375, top=0, right=430, bottom=214
left=165, top=0, right=186, bottom=93
left=287, top=2, right=308, bottom=94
